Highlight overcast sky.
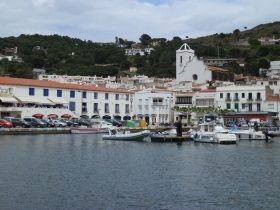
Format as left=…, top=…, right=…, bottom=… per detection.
left=1, top=0, right=279, bottom=43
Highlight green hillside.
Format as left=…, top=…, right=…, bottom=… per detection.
left=0, top=21, right=280, bottom=79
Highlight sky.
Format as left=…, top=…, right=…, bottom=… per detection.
left=1, top=0, right=279, bottom=43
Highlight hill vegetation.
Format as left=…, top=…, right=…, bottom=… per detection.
left=0, top=21, right=280, bottom=79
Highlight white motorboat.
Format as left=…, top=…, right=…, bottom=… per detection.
left=230, top=127, right=271, bottom=140
left=71, top=118, right=114, bottom=134
left=192, top=122, right=237, bottom=144
left=102, top=127, right=150, bottom=141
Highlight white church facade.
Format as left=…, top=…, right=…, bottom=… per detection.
left=176, top=43, right=234, bottom=85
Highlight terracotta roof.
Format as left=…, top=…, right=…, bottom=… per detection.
left=266, top=95, right=280, bottom=101
left=200, top=89, right=216, bottom=92
left=0, top=77, right=130, bottom=93
left=206, top=66, right=229, bottom=72
left=235, top=74, right=244, bottom=81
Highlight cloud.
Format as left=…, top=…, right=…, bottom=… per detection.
left=0, top=0, right=279, bottom=42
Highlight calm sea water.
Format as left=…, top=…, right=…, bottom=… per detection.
left=0, top=134, right=280, bottom=210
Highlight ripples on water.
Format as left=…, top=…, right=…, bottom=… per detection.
left=0, top=134, right=280, bottom=210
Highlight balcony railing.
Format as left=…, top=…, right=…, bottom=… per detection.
left=125, top=110, right=130, bottom=113
left=175, top=102, right=192, bottom=104
left=105, top=110, right=110, bottom=113
left=233, top=97, right=239, bottom=101
left=247, top=97, right=254, bottom=101
left=255, top=97, right=262, bottom=101
left=115, top=110, right=120, bottom=113
left=152, top=102, right=163, bottom=105
left=225, top=97, right=231, bottom=101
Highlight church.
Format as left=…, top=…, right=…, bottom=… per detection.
left=176, top=43, right=234, bottom=84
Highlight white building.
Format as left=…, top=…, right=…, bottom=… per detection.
left=215, top=85, right=273, bottom=122
left=134, top=88, right=174, bottom=125
left=0, top=77, right=134, bottom=120
left=176, top=43, right=234, bottom=84
left=125, top=48, right=154, bottom=56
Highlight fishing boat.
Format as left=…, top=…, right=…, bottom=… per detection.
left=102, top=127, right=150, bottom=141
left=192, top=122, right=237, bottom=144
left=150, top=128, right=193, bottom=142
left=71, top=118, right=113, bottom=134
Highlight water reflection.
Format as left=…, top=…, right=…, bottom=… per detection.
left=0, top=134, right=280, bottom=209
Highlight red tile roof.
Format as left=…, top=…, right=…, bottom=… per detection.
left=266, top=95, right=280, bottom=101
left=0, top=77, right=130, bottom=93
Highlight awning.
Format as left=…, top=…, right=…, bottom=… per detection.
left=151, top=114, right=157, bottom=117
left=0, top=97, right=18, bottom=103
left=48, top=97, right=69, bottom=104
left=137, top=114, right=143, bottom=117
left=15, top=96, right=43, bottom=104
left=15, top=96, right=54, bottom=105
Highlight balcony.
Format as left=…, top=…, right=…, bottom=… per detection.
left=175, top=101, right=192, bottom=104
left=247, top=97, right=254, bottom=101
left=225, top=97, right=231, bottom=101
left=115, top=110, right=120, bottom=114
left=82, top=108, right=88, bottom=114
left=125, top=110, right=130, bottom=114
left=152, top=102, right=163, bottom=106
left=233, top=97, right=239, bottom=101
left=105, top=110, right=110, bottom=113
left=255, top=97, right=262, bottom=101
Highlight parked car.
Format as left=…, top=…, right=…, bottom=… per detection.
left=23, top=117, right=46, bottom=128
left=225, top=121, right=235, bottom=127
left=262, top=122, right=274, bottom=128
left=11, top=118, right=31, bottom=128
left=72, top=118, right=90, bottom=126
left=0, top=119, right=13, bottom=128
left=41, top=119, right=56, bottom=127
left=52, top=119, right=67, bottom=127
left=104, top=119, right=122, bottom=127
left=60, top=118, right=77, bottom=127
left=240, top=122, right=249, bottom=127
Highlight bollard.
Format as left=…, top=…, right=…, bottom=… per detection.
left=177, top=122, right=182, bottom=137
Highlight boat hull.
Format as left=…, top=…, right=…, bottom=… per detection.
left=150, top=134, right=192, bottom=142
left=71, top=127, right=107, bottom=134
left=194, top=134, right=237, bottom=144
left=102, top=130, right=150, bottom=141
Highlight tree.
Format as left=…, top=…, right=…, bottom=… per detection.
left=139, top=34, right=152, bottom=46
left=258, top=58, right=270, bottom=69
left=233, top=29, right=240, bottom=37
left=258, top=46, right=269, bottom=57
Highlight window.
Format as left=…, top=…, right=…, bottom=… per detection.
left=176, top=97, right=192, bottom=104
left=234, top=93, right=238, bottom=100
left=105, top=93, right=109, bottom=100
left=43, top=89, right=49, bottom=97
left=70, top=90, right=75, bottom=98
left=234, top=103, right=239, bottom=110
left=226, top=93, right=230, bottom=100
left=257, top=92, right=261, bottom=99
left=29, top=88, right=35, bottom=96
left=180, top=56, right=182, bottom=63
left=126, top=94, right=129, bottom=101
left=226, top=103, right=231, bottom=109
left=105, top=103, right=109, bottom=112
left=242, top=104, right=246, bottom=109
left=248, top=93, right=252, bottom=99
left=257, top=103, right=261, bottom=111
left=125, top=104, right=129, bottom=113
left=242, top=93, right=245, bottom=98
left=248, top=104, right=252, bottom=112
left=94, top=103, right=98, bottom=112
left=57, top=90, right=62, bottom=97
left=116, top=94, right=119, bottom=100
left=220, top=93, right=223, bottom=98
left=94, top=92, right=98, bottom=99
left=82, top=91, right=87, bottom=99
left=69, top=102, right=76, bottom=111
left=115, top=104, right=120, bottom=113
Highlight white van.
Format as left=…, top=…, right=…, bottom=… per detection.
left=248, top=118, right=260, bottom=127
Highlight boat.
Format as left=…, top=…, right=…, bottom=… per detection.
left=150, top=128, right=193, bottom=142
left=71, top=118, right=113, bottom=134
left=192, top=122, right=237, bottom=144
left=102, top=127, right=150, bottom=141
left=230, top=126, right=271, bottom=140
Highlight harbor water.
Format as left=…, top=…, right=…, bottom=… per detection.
left=1, top=134, right=280, bottom=209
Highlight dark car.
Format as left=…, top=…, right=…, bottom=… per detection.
left=60, top=118, right=78, bottom=127
left=41, top=119, right=56, bottom=127
left=72, top=118, right=90, bottom=126
left=104, top=119, right=122, bottom=127
left=23, top=117, right=46, bottom=128
left=226, top=121, right=235, bottom=127
left=262, top=122, right=274, bottom=128
left=10, top=118, right=31, bottom=128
